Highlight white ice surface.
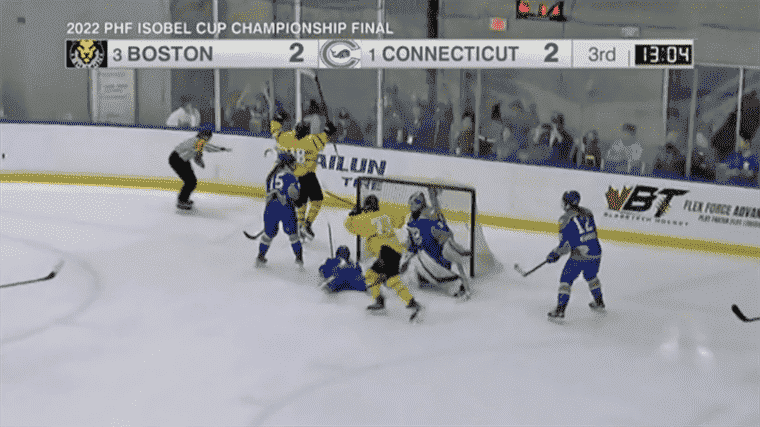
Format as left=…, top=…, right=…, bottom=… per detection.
left=1, top=183, right=758, bottom=426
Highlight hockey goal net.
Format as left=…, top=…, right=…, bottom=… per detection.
left=355, top=176, right=498, bottom=278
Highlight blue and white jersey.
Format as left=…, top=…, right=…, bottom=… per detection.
left=319, top=257, right=362, bottom=280
left=406, top=217, right=451, bottom=269
left=555, top=206, right=602, bottom=261
left=266, top=165, right=300, bottom=206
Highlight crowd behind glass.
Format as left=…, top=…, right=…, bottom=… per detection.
left=1, top=0, right=757, bottom=190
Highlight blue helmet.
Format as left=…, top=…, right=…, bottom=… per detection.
left=336, top=245, right=350, bottom=261
left=278, top=151, right=296, bottom=166
left=562, top=190, right=580, bottom=209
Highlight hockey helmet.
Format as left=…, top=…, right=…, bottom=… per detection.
left=295, top=120, right=310, bottom=139
left=362, top=194, right=379, bottom=213
left=336, top=245, right=350, bottom=261
left=197, top=124, right=213, bottom=140
left=562, top=190, right=581, bottom=210
left=278, top=151, right=296, bottom=167
left=408, top=191, right=427, bottom=214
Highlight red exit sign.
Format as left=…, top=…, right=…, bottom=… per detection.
left=516, top=0, right=566, bottom=21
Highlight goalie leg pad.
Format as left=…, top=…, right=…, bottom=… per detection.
left=409, top=251, right=462, bottom=289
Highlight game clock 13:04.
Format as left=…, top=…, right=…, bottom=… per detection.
left=634, top=44, right=692, bottom=65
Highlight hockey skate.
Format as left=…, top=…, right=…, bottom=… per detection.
left=295, top=252, right=304, bottom=267
left=176, top=199, right=193, bottom=210
left=452, top=284, right=471, bottom=301
left=300, top=221, right=315, bottom=241
left=366, top=295, right=386, bottom=313
left=407, top=299, right=425, bottom=323
left=548, top=304, right=566, bottom=321
left=589, top=297, right=606, bottom=311
left=255, top=254, right=267, bottom=268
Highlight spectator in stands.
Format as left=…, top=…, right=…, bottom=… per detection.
left=572, top=129, right=603, bottom=170
left=249, top=93, right=269, bottom=135
left=548, top=112, right=574, bottom=167
left=690, top=129, right=717, bottom=182
left=622, top=124, right=644, bottom=174
left=604, top=138, right=630, bottom=174
left=652, top=141, right=686, bottom=178
left=166, top=95, right=201, bottom=129
left=479, top=103, right=504, bottom=159
left=521, top=123, right=553, bottom=165
left=224, top=90, right=252, bottom=132
left=383, top=86, right=405, bottom=146
left=405, top=99, right=437, bottom=151
left=717, top=137, right=759, bottom=187
left=456, top=113, right=475, bottom=155
left=504, top=99, right=538, bottom=151
left=500, top=124, right=520, bottom=162
left=434, top=99, right=454, bottom=154
left=336, top=107, right=364, bottom=144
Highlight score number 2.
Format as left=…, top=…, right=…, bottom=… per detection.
left=544, top=42, right=558, bottom=62
left=289, top=42, right=304, bottom=62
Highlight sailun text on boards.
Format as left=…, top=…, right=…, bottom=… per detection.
left=317, top=154, right=386, bottom=175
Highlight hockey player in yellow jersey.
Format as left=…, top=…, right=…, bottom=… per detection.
left=269, top=106, right=337, bottom=241
left=344, top=195, right=425, bottom=322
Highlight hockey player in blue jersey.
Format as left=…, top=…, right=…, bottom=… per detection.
left=318, top=245, right=366, bottom=293
left=402, top=191, right=472, bottom=300
left=546, top=190, right=605, bottom=320
left=256, top=151, right=303, bottom=267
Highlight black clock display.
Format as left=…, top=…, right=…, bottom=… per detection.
left=634, top=44, right=692, bottom=66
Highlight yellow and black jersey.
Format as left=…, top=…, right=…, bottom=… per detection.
left=271, top=120, right=328, bottom=177
left=344, top=206, right=409, bottom=257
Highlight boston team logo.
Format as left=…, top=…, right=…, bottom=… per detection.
left=66, top=39, right=108, bottom=68
left=605, top=185, right=688, bottom=218
left=319, top=39, right=361, bottom=69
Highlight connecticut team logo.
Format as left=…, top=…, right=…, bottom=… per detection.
left=66, top=39, right=107, bottom=68
left=605, top=185, right=688, bottom=218
left=319, top=39, right=361, bottom=69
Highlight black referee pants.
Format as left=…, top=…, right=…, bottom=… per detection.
left=169, top=151, right=197, bottom=203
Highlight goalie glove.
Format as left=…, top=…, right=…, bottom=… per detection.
left=546, top=250, right=561, bottom=264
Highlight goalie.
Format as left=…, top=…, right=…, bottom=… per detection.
left=402, top=190, right=472, bottom=300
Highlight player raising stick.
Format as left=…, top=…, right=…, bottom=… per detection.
left=546, top=190, right=605, bottom=320
left=402, top=191, right=472, bottom=300
left=318, top=245, right=366, bottom=293
left=290, top=116, right=337, bottom=241
left=256, top=152, right=303, bottom=267
left=344, top=195, right=425, bottom=323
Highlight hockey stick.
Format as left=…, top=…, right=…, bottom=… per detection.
left=327, top=222, right=334, bottom=255
left=732, top=304, right=760, bottom=322
left=301, top=68, right=339, bottom=155
left=1, top=260, right=65, bottom=289
left=514, top=260, right=547, bottom=277
left=243, top=229, right=266, bottom=240
left=324, top=189, right=354, bottom=206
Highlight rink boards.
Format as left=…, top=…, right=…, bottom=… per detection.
left=0, top=122, right=757, bottom=257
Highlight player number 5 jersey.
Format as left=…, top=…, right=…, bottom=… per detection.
left=267, top=166, right=300, bottom=206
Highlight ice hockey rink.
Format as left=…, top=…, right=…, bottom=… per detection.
left=1, top=182, right=758, bottom=426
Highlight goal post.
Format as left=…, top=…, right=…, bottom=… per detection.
left=355, top=176, right=482, bottom=277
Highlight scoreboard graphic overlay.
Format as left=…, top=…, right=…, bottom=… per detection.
left=67, top=39, right=694, bottom=69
